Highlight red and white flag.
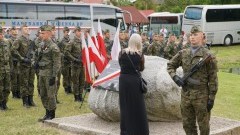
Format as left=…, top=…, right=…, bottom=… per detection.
left=97, top=19, right=108, bottom=66
left=81, top=32, right=92, bottom=83
left=91, top=25, right=99, bottom=50
left=88, top=33, right=105, bottom=73
left=111, top=22, right=121, bottom=61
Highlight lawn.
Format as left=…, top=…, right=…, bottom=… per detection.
left=0, top=45, right=240, bottom=134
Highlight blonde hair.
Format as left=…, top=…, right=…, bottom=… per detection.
left=125, top=33, right=142, bottom=55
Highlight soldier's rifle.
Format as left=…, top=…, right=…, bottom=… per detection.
left=178, top=54, right=213, bottom=87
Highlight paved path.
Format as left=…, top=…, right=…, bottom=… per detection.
left=44, top=113, right=240, bottom=135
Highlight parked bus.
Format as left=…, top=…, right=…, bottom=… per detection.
left=148, top=12, right=183, bottom=37
left=0, top=1, right=126, bottom=39
left=182, top=5, right=240, bottom=45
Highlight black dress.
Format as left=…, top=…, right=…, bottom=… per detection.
left=118, top=51, right=149, bottom=135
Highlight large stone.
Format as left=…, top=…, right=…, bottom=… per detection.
left=88, top=56, right=182, bottom=122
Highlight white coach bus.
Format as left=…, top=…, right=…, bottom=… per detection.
left=0, top=1, right=126, bottom=39
left=182, top=5, right=240, bottom=45
left=148, top=12, right=183, bottom=37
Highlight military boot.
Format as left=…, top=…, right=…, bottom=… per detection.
left=38, top=109, right=50, bottom=122
left=74, top=95, right=80, bottom=102
left=64, top=87, right=69, bottom=94
left=28, top=95, right=36, bottom=106
left=68, top=86, right=72, bottom=93
left=22, top=96, right=30, bottom=108
left=45, top=110, right=55, bottom=120
left=16, top=91, right=21, bottom=99
left=0, top=102, right=4, bottom=110
left=12, top=92, right=17, bottom=98
left=79, top=94, right=83, bottom=102
left=2, top=100, right=8, bottom=110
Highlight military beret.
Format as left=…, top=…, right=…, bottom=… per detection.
left=0, top=26, right=3, bottom=33
left=191, top=25, right=202, bottom=33
left=40, top=25, right=52, bottom=31
left=10, top=26, right=17, bottom=31
left=63, top=27, right=70, bottom=32
left=74, top=26, right=81, bottom=32
left=104, top=29, right=110, bottom=34
left=168, top=32, right=175, bottom=37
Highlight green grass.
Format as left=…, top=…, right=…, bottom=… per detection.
left=1, top=45, right=240, bottom=134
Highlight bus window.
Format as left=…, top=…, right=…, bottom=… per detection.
left=152, top=16, right=178, bottom=24
left=0, top=4, right=7, bottom=19
left=93, top=7, right=116, bottom=27
left=184, top=7, right=202, bottom=20
left=37, top=5, right=64, bottom=20
left=7, top=4, right=37, bottom=19
left=65, top=5, right=90, bottom=20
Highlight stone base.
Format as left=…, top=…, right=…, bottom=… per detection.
left=44, top=113, right=240, bottom=135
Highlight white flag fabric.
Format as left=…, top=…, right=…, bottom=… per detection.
left=111, top=22, right=121, bottom=61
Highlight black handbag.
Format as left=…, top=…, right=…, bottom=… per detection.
left=127, top=54, right=148, bottom=93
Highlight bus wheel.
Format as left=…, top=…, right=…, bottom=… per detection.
left=224, top=35, right=233, bottom=46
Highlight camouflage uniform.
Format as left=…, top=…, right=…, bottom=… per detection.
left=8, top=34, right=21, bottom=98
left=12, top=34, right=35, bottom=107
left=142, top=40, right=150, bottom=55
left=0, top=33, right=11, bottom=110
left=147, top=41, right=164, bottom=57
left=120, top=40, right=128, bottom=50
left=65, top=32, right=85, bottom=102
left=34, top=37, right=43, bottom=95
left=104, top=36, right=113, bottom=59
left=58, top=31, right=72, bottom=94
left=164, top=41, right=177, bottom=60
left=167, top=26, right=218, bottom=135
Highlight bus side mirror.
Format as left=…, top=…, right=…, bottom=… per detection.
left=237, top=31, right=240, bottom=35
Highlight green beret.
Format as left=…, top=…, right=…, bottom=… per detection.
left=74, top=26, right=81, bottom=32
left=191, top=25, right=202, bottom=33
left=63, top=27, right=70, bottom=32
left=40, top=25, right=52, bottom=31
left=10, top=26, right=16, bottom=31
left=0, top=26, right=3, bottom=33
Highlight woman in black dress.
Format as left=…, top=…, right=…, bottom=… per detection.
left=118, top=33, right=149, bottom=135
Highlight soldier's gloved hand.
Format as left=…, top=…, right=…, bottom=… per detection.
left=23, top=58, right=31, bottom=64
left=34, top=63, right=39, bottom=70
left=207, top=99, right=214, bottom=112
left=74, top=59, right=81, bottom=64
left=49, top=77, right=56, bottom=86
left=173, top=75, right=184, bottom=87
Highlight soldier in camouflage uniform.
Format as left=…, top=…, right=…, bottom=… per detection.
left=58, top=27, right=72, bottom=94
left=120, top=30, right=128, bottom=49
left=0, top=26, right=11, bottom=110
left=51, top=26, right=61, bottom=103
left=141, top=32, right=150, bottom=55
left=64, top=26, right=85, bottom=102
left=37, top=25, right=61, bottom=121
left=147, top=33, right=164, bottom=57
left=104, top=29, right=113, bottom=60
left=164, top=33, right=178, bottom=60
left=167, top=25, right=218, bottom=135
left=182, top=33, right=191, bottom=49
left=12, top=24, right=36, bottom=108
left=8, top=26, right=21, bottom=99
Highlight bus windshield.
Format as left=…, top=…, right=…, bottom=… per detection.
left=184, top=7, right=202, bottom=20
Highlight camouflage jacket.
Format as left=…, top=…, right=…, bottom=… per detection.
left=104, top=37, right=113, bottom=56
left=0, top=38, right=11, bottom=73
left=38, top=39, right=61, bottom=77
left=58, top=36, right=71, bottom=64
left=142, top=40, right=150, bottom=55
left=167, top=46, right=218, bottom=100
left=164, top=41, right=177, bottom=60
left=120, top=40, right=128, bottom=50
left=147, top=41, right=164, bottom=57
left=64, top=36, right=82, bottom=67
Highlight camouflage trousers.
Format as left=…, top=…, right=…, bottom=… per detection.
left=19, top=66, right=35, bottom=97
left=35, top=69, right=40, bottom=95
left=181, top=96, right=210, bottom=135
left=39, top=76, right=57, bottom=110
left=71, top=65, right=85, bottom=95
left=11, top=64, right=20, bottom=94
left=61, top=63, right=71, bottom=89
left=0, top=72, right=10, bottom=102
left=56, top=69, right=61, bottom=95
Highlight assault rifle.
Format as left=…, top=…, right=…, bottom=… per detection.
left=174, top=54, right=213, bottom=87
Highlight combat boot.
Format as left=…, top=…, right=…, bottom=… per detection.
left=38, top=109, right=50, bottom=122
left=74, top=95, right=80, bottom=102
left=16, top=91, right=21, bottom=99
left=2, top=100, right=8, bottom=110
left=68, top=86, right=72, bottom=93
left=28, top=95, right=36, bottom=106
left=22, top=96, right=30, bottom=108
left=79, top=94, right=83, bottom=102
left=45, top=110, right=55, bottom=120
left=64, top=87, right=69, bottom=94
left=12, top=92, right=17, bottom=98
left=0, top=102, right=4, bottom=110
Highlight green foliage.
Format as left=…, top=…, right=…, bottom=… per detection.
left=110, top=0, right=132, bottom=6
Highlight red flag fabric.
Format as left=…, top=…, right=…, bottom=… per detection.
left=81, top=33, right=92, bottom=83
left=97, top=19, right=108, bottom=66
left=87, top=33, right=105, bottom=73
